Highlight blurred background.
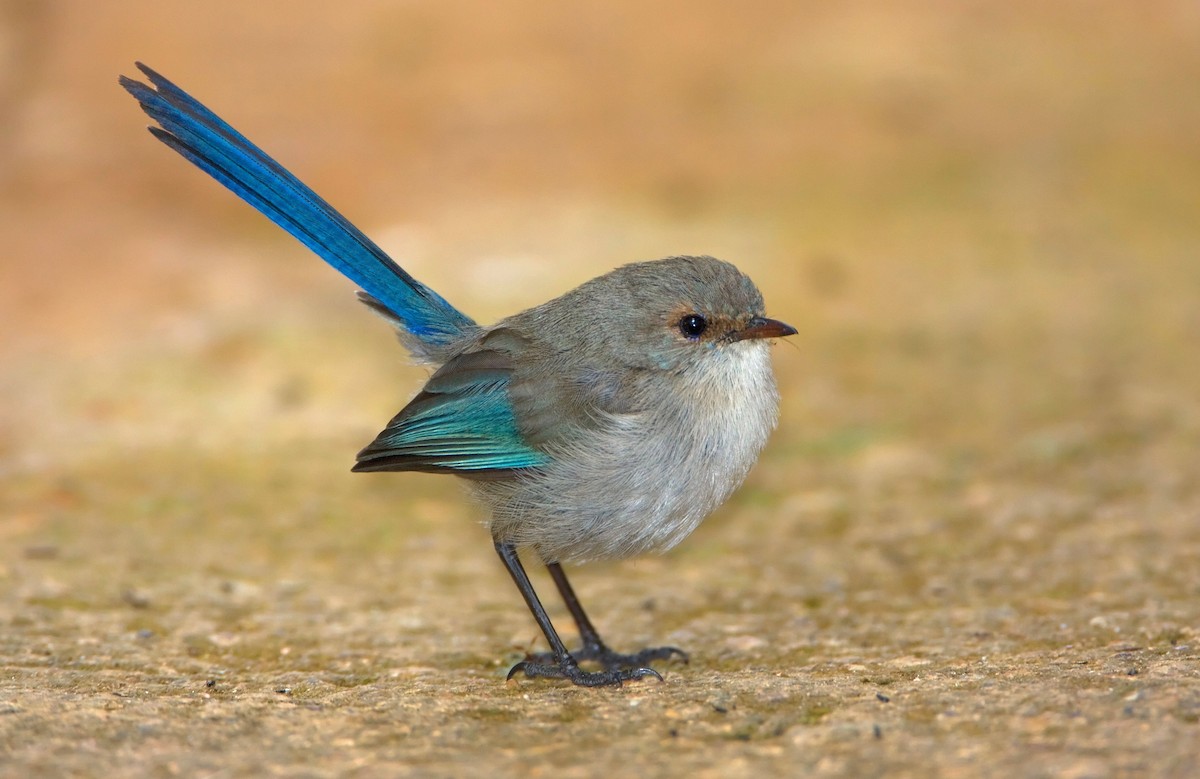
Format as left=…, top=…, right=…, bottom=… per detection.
left=1, top=2, right=1199, bottom=773
left=2, top=1, right=1198, bottom=472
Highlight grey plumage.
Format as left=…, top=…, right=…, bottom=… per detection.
left=473, top=256, right=783, bottom=563
left=358, top=255, right=785, bottom=563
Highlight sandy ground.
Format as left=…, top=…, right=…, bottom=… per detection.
left=2, top=2, right=1198, bottom=777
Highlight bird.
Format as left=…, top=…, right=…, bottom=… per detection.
left=120, top=63, right=796, bottom=687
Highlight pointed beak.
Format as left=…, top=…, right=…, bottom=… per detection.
left=731, top=316, right=797, bottom=342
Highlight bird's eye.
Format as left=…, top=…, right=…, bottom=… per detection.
left=677, top=314, right=708, bottom=340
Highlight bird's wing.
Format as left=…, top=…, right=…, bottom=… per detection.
left=352, top=348, right=550, bottom=476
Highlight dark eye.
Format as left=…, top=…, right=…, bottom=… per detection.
left=677, top=313, right=708, bottom=339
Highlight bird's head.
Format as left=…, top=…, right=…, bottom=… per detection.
left=599, top=256, right=796, bottom=373
left=510, top=255, right=794, bottom=376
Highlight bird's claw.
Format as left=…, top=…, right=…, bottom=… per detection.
left=507, top=657, right=663, bottom=687
left=523, top=643, right=688, bottom=671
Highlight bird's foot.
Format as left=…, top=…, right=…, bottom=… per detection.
left=523, top=643, right=688, bottom=672
left=507, top=656, right=663, bottom=687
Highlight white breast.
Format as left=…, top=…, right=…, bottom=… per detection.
left=479, top=341, right=780, bottom=563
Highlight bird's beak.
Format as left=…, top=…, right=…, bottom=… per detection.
left=731, top=316, right=797, bottom=342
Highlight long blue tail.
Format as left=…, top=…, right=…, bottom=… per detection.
left=120, top=62, right=475, bottom=350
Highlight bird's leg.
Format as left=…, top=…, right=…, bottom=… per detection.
left=520, top=561, right=688, bottom=671
left=495, top=543, right=661, bottom=686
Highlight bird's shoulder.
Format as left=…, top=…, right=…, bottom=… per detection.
left=474, top=325, right=643, bottom=447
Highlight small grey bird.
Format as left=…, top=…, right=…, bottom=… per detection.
left=121, top=63, right=795, bottom=687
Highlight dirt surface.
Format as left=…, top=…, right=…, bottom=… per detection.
left=2, top=2, right=1198, bottom=777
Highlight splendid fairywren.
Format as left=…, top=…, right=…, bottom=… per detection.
left=121, top=63, right=796, bottom=687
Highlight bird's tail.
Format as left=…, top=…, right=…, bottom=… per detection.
left=120, top=62, right=475, bottom=359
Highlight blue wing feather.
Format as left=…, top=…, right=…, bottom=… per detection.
left=120, top=63, right=474, bottom=348
left=356, top=391, right=547, bottom=472
left=353, top=349, right=549, bottom=474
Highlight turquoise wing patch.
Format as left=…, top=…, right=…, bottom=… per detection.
left=353, top=350, right=549, bottom=475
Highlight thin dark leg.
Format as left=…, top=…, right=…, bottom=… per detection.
left=545, top=562, right=605, bottom=650
left=523, top=562, right=689, bottom=670
left=494, top=542, right=661, bottom=687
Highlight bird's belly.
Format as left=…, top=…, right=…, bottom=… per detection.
left=478, top=344, right=780, bottom=563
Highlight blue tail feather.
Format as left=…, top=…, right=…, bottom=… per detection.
left=120, top=62, right=474, bottom=348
